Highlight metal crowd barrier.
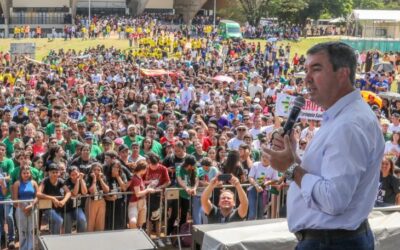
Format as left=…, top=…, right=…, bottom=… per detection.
left=0, top=183, right=288, bottom=249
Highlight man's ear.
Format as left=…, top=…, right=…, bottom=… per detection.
left=338, top=67, right=351, bottom=84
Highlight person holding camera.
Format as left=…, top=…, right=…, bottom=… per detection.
left=201, top=174, right=248, bottom=224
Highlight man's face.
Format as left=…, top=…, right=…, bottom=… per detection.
left=219, top=192, right=235, bottom=209
left=0, top=146, right=5, bottom=158
left=128, top=127, right=136, bottom=137
left=304, top=51, right=343, bottom=109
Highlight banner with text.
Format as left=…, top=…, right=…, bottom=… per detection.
left=276, top=93, right=324, bottom=120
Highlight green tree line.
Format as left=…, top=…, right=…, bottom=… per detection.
left=220, top=0, right=400, bottom=26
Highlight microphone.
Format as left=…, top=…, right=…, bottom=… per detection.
left=283, top=96, right=305, bottom=135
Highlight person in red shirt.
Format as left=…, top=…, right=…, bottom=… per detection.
left=128, top=160, right=157, bottom=229
left=160, top=125, right=178, bottom=146
left=144, top=152, right=170, bottom=242
left=32, top=131, right=46, bottom=157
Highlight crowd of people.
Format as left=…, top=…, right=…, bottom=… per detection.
left=0, top=13, right=399, bottom=249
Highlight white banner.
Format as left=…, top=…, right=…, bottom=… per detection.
left=276, top=93, right=324, bottom=121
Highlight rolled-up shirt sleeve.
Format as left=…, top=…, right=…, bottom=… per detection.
left=299, top=124, right=371, bottom=216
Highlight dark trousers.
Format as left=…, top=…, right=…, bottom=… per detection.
left=295, top=228, right=374, bottom=250
left=167, top=197, right=190, bottom=235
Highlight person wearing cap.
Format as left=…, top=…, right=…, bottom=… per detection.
left=180, top=130, right=195, bottom=155
left=12, top=105, right=29, bottom=125
left=84, top=132, right=102, bottom=158
left=95, top=137, right=114, bottom=163
left=123, top=125, right=144, bottom=149
left=37, top=163, right=71, bottom=235
left=380, top=118, right=392, bottom=142
left=118, top=144, right=136, bottom=170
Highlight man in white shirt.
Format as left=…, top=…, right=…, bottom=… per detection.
left=227, top=124, right=247, bottom=150
left=265, top=42, right=384, bottom=249
left=248, top=77, right=263, bottom=99
left=300, top=119, right=319, bottom=141
left=264, top=81, right=278, bottom=98
left=389, top=113, right=400, bottom=133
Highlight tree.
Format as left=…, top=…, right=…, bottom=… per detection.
left=295, top=0, right=353, bottom=25
left=353, top=0, right=384, bottom=9
left=218, top=0, right=247, bottom=23
left=237, top=0, right=273, bottom=26
left=273, top=0, right=308, bottom=24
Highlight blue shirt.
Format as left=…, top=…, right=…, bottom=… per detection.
left=287, top=89, right=384, bottom=232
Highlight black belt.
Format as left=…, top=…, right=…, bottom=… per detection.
left=294, top=220, right=370, bottom=241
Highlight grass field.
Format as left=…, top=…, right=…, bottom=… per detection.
left=0, top=36, right=339, bottom=61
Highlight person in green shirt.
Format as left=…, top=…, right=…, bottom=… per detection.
left=10, top=151, right=42, bottom=184
left=123, top=125, right=144, bottom=149
left=0, top=143, right=16, bottom=248
left=61, top=128, right=79, bottom=158
left=45, top=111, right=68, bottom=136
left=0, top=143, right=15, bottom=198
left=176, top=155, right=199, bottom=228
left=84, top=132, right=102, bottom=158
left=2, top=124, right=21, bottom=159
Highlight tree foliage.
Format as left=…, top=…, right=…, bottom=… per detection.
left=236, top=0, right=400, bottom=26
left=237, top=0, right=272, bottom=26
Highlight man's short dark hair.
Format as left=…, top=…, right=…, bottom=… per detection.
left=307, top=42, right=357, bottom=85
left=146, top=152, right=160, bottom=164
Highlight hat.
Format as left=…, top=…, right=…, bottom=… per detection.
left=105, top=129, right=116, bottom=135
left=179, top=131, right=190, bottom=139
left=393, top=113, right=400, bottom=118
left=47, top=163, right=59, bottom=172
left=84, top=132, right=94, bottom=140
left=102, top=137, right=113, bottom=144
left=114, top=137, right=124, bottom=146
left=118, top=144, right=129, bottom=152
left=381, top=119, right=390, bottom=126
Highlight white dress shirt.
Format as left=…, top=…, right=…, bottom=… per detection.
left=287, top=89, right=384, bottom=232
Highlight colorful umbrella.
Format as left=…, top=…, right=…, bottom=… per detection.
left=213, top=75, right=235, bottom=83
left=360, top=90, right=382, bottom=108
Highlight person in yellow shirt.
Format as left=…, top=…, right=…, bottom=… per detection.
left=14, top=26, right=20, bottom=39
left=81, top=26, right=87, bottom=40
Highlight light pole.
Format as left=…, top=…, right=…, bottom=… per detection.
left=213, top=0, right=216, bottom=28
left=88, top=0, right=91, bottom=27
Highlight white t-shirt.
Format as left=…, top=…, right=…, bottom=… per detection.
left=384, top=141, right=400, bottom=155
left=300, top=127, right=319, bottom=140
left=248, top=84, right=263, bottom=98
left=248, top=162, right=279, bottom=186
left=264, top=87, right=277, bottom=97
left=227, top=137, right=245, bottom=150
left=249, top=127, right=262, bottom=139
left=389, top=123, right=400, bottom=133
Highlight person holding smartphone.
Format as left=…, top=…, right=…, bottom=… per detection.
left=201, top=173, right=248, bottom=224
